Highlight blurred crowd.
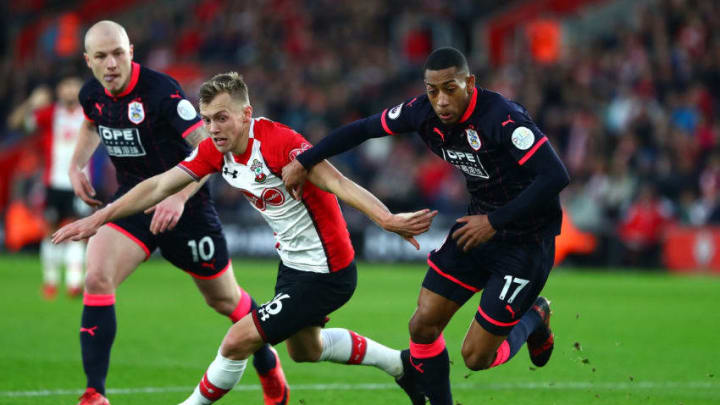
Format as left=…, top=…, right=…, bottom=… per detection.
left=2, top=0, right=719, bottom=267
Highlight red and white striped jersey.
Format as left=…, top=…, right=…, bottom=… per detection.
left=33, top=104, right=85, bottom=189
left=179, top=118, right=354, bottom=273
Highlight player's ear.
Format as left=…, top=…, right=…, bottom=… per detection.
left=129, top=43, right=134, bottom=60
left=83, top=53, right=91, bottom=68
left=466, top=74, right=476, bottom=94
left=243, top=104, right=253, bottom=121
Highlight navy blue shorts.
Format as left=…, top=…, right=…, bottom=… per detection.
left=252, top=262, right=357, bottom=345
left=108, top=201, right=229, bottom=279
left=423, top=223, right=555, bottom=336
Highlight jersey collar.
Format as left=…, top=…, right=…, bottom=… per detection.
left=458, top=87, right=478, bottom=124
left=104, top=62, right=140, bottom=98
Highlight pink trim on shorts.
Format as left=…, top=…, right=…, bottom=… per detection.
left=489, top=340, right=510, bottom=368
left=107, top=222, right=151, bottom=259
left=410, top=334, right=446, bottom=359
left=83, top=293, right=116, bottom=306
left=347, top=330, right=368, bottom=364
left=230, top=287, right=252, bottom=323
left=252, top=310, right=269, bottom=343
left=185, top=260, right=231, bottom=280
left=427, top=257, right=479, bottom=292
left=477, top=305, right=520, bottom=327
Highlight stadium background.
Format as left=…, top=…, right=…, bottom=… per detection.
left=3, top=0, right=720, bottom=271
left=0, top=1, right=719, bottom=404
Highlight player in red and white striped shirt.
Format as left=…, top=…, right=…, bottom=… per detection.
left=9, top=77, right=88, bottom=299
left=54, top=72, right=437, bottom=405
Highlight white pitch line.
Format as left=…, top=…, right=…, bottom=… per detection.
left=2, top=381, right=718, bottom=398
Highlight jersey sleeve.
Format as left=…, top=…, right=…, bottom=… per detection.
left=177, top=138, right=222, bottom=180
left=371, top=95, right=427, bottom=136
left=78, top=82, right=96, bottom=122
left=493, top=106, right=548, bottom=166
left=157, top=78, right=203, bottom=139
left=256, top=119, right=313, bottom=174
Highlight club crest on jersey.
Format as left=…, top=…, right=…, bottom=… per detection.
left=250, top=159, right=267, bottom=183
left=128, top=101, right=145, bottom=124
left=466, top=128, right=481, bottom=151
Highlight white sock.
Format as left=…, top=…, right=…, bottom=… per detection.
left=319, top=328, right=403, bottom=377
left=180, top=349, right=247, bottom=405
left=40, top=239, right=59, bottom=285
left=64, top=241, right=85, bottom=289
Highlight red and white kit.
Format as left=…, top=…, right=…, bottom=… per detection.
left=34, top=104, right=86, bottom=189
left=179, top=118, right=354, bottom=273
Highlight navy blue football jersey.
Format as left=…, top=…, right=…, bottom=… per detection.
left=79, top=62, right=210, bottom=205
left=373, top=88, right=562, bottom=241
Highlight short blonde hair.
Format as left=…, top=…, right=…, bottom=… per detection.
left=199, top=72, right=250, bottom=106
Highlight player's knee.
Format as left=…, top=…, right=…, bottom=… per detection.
left=220, top=337, right=254, bottom=361
left=205, top=296, right=236, bottom=317
left=286, top=346, right=321, bottom=363
left=461, top=346, right=494, bottom=371
left=408, top=314, right=442, bottom=344
left=83, top=269, right=113, bottom=293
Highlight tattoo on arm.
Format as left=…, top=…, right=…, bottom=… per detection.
left=184, top=126, right=209, bottom=148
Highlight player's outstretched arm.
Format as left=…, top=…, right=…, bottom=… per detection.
left=143, top=126, right=212, bottom=235
left=283, top=117, right=386, bottom=200
left=52, top=167, right=193, bottom=243
left=307, top=160, right=437, bottom=250
left=69, top=119, right=103, bottom=207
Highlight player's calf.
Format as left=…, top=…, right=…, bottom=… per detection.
left=180, top=349, right=248, bottom=405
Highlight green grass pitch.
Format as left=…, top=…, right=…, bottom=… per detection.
left=1, top=254, right=718, bottom=404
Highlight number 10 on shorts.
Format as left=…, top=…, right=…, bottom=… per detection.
left=499, top=276, right=529, bottom=304
left=187, top=236, right=215, bottom=262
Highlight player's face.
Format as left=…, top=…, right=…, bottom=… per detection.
left=424, top=67, right=475, bottom=125
left=84, top=34, right=134, bottom=95
left=200, top=92, right=253, bottom=154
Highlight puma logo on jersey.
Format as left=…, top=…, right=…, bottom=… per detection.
left=501, top=114, right=515, bottom=127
